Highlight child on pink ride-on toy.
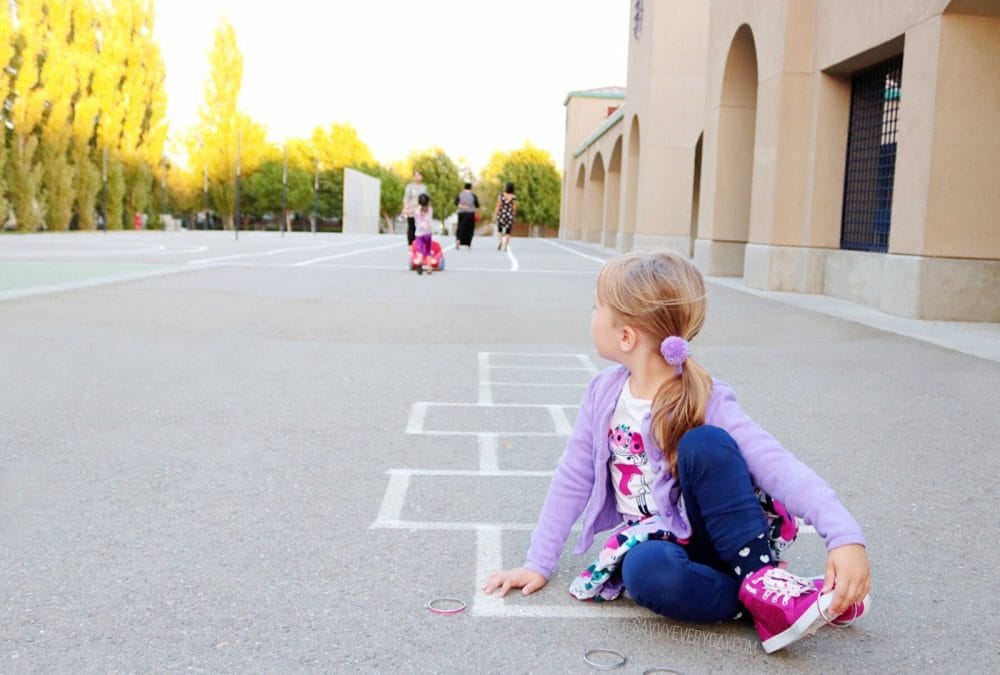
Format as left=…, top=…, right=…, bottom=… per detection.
left=411, top=193, right=440, bottom=275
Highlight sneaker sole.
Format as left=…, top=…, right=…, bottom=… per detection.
left=809, top=577, right=871, bottom=626
left=760, top=591, right=834, bottom=654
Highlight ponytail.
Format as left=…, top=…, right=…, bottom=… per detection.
left=651, top=357, right=712, bottom=477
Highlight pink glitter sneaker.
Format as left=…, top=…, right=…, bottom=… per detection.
left=811, top=577, right=870, bottom=626
left=738, top=566, right=834, bottom=653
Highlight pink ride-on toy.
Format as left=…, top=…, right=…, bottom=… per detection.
left=410, top=240, right=445, bottom=272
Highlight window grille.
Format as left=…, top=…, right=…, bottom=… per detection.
left=840, top=56, right=903, bottom=252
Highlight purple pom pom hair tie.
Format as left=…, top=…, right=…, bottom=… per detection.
left=660, top=336, right=690, bottom=375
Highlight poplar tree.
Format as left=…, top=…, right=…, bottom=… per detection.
left=68, top=0, right=101, bottom=230
left=92, top=0, right=130, bottom=228
left=39, top=0, right=76, bottom=230
left=0, top=4, right=14, bottom=227
left=190, top=17, right=242, bottom=228
left=118, top=0, right=166, bottom=223
left=8, top=1, right=46, bottom=231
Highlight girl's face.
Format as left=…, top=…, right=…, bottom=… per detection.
left=590, top=293, right=622, bottom=363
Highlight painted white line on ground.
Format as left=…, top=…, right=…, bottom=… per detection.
left=478, top=352, right=493, bottom=405
left=506, top=245, right=519, bottom=271
left=478, top=433, right=499, bottom=471
left=544, top=238, right=611, bottom=264
left=408, top=430, right=568, bottom=437
left=489, top=382, right=588, bottom=388
left=412, top=401, right=577, bottom=409
left=474, top=527, right=505, bottom=614
left=472, top=602, right=660, bottom=619
left=485, top=352, right=593, bottom=359
left=489, top=365, right=593, bottom=371
left=405, top=402, right=428, bottom=434
left=188, top=239, right=360, bottom=264
left=577, top=354, right=600, bottom=375
left=795, top=518, right=817, bottom=535
left=156, top=261, right=597, bottom=275
left=292, top=241, right=400, bottom=266
left=371, top=520, right=542, bottom=531
left=386, top=468, right=553, bottom=478
left=374, top=472, right=411, bottom=524
left=0, top=266, right=192, bottom=302
left=547, top=406, right=574, bottom=435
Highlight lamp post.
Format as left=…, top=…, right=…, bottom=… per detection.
left=281, top=145, right=287, bottom=238
left=235, top=129, right=241, bottom=242
left=312, top=160, right=319, bottom=235
left=160, top=157, right=169, bottom=230
left=101, top=147, right=108, bottom=232
left=199, top=136, right=208, bottom=229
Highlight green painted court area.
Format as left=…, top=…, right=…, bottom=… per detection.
left=0, top=261, right=177, bottom=292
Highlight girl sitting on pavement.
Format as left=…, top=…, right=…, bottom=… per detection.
left=482, top=251, right=871, bottom=654
left=413, top=193, right=434, bottom=275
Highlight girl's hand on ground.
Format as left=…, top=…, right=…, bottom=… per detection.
left=481, top=567, right=547, bottom=597
left=822, top=544, right=871, bottom=615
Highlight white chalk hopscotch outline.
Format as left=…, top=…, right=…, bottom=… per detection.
left=371, top=351, right=814, bottom=619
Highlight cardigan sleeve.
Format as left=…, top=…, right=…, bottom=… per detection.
left=524, top=374, right=601, bottom=578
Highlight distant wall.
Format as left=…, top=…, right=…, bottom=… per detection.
left=343, top=169, right=381, bottom=235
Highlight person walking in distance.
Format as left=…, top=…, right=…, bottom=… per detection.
left=454, top=182, right=479, bottom=250
left=401, top=170, right=428, bottom=248
left=493, top=182, right=516, bottom=251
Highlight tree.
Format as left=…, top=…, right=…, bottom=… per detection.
left=38, top=0, right=76, bottom=230
left=479, top=142, right=562, bottom=229
left=0, top=2, right=15, bottom=226
left=244, top=159, right=312, bottom=216
left=117, top=0, right=168, bottom=223
left=7, top=0, right=46, bottom=231
left=68, top=0, right=102, bottom=229
left=187, top=18, right=271, bottom=228
left=408, top=148, right=461, bottom=223
left=356, top=164, right=404, bottom=221
left=91, top=0, right=131, bottom=228
left=310, top=123, right=374, bottom=169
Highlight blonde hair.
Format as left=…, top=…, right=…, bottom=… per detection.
left=596, top=251, right=712, bottom=477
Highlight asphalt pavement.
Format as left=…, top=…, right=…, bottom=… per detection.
left=1, top=231, right=997, bottom=673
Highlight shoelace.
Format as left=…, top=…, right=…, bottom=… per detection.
left=759, top=568, right=815, bottom=606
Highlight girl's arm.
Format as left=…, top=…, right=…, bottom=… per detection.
left=523, top=374, right=600, bottom=577
left=711, top=383, right=865, bottom=549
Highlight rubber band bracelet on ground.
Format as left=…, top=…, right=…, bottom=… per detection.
left=583, top=649, right=626, bottom=669
left=426, top=598, right=466, bottom=614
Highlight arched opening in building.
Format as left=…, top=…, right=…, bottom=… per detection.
left=713, top=24, right=758, bottom=263
left=572, top=164, right=586, bottom=239
left=622, top=116, right=640, bottom=250
left=690, top=132, right=703, bottom=257
left=586, top=153, right=605, bottom=243
left=604, top=137, right=623, bottom=248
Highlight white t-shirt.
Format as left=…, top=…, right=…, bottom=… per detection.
left=608, top=378, right=660, bottom=519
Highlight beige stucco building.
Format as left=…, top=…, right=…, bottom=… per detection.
left=562, top=0, right=999, bottom=321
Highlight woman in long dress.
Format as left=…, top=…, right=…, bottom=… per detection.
left=454, top=182, right=479, bottom=249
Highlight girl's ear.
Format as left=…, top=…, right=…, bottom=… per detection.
left=619, top=325, right=639, bottom=353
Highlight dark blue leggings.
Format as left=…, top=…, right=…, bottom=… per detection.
left=621, top=425, right=768, bottom=622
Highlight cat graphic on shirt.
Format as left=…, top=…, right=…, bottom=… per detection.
left=609, top=424, right=654, bottom=516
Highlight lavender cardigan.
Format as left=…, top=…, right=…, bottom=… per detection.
left=525, top=366, right=865, bottom=579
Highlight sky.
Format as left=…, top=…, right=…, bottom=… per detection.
left=154, top=0, right=629, bottom=174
